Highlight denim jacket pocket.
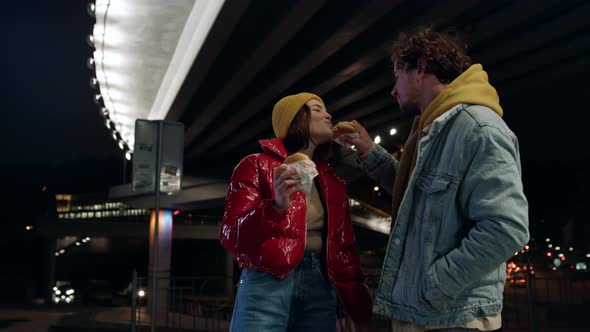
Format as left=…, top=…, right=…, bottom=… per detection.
left=416, top=175, right=450, bottom=194
left=422, top=268, right=453, bottom=312
left=416, top=175, right=452, bottom=245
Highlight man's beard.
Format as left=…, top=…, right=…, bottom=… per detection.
left=398, top=100, right=420, bottom=115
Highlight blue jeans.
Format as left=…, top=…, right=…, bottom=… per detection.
left=230, top=251, right=337, bottom=331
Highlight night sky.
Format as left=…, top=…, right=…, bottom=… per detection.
left=2, top=1, right=124, bottom=197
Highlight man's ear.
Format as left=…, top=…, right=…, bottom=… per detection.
left=416, top=58, right=426, bottom=80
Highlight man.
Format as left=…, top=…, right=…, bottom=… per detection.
left=343, top=27, right=529, bottom=331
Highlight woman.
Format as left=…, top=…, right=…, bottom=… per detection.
left=220, top=92, right=372, bottom=331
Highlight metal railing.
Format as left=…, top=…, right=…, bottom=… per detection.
left=503, top=274, right=590, bottom=331
left=128, top=271, right=590, bottom=331
left=130, top=273, right=233, bottom=331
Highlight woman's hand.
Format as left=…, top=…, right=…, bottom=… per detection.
left=272, top=165, right=301, bottom=214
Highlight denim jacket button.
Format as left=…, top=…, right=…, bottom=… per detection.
left=393, top=238, right=401, bottom=245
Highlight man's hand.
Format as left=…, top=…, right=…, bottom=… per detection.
left=340, top=120, right=374, bottom=155
left=272, top=165, right=301, bottom=214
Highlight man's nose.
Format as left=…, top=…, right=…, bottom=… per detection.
left=391, top=87, right=397, bottom=98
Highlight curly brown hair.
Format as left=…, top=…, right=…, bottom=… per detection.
left=391, top=27, right=471, bottom=83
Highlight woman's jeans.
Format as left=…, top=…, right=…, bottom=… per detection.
left=230, top=251, right=337, bottom=331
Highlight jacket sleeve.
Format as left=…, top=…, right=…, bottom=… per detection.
left=332, top=199, right=373, bottom=323
left=427, top=125, right=530, bottom=300
left=357, top=143, right=397, bottom=195
left=219, top=154, right=287, bottom=255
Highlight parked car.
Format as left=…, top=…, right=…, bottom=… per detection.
left=508, top=271, right=528, bottom=287
left=52, top=281, right=76, bottom=304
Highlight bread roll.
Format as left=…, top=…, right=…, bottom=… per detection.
left=332, top=121, right=357, bottom=138
left=284, top=152, right=310, bottom=164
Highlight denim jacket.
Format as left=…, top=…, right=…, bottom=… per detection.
left=360, top=104, right=529, bottom=325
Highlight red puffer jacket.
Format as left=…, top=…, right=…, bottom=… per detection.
left=220, top=138, right=372, bottom=322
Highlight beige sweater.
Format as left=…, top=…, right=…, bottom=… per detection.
left=305, top=183, right=324, bottom=251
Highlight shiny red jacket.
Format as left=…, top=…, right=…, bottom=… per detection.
left=220, top=138, right=372, bottom=322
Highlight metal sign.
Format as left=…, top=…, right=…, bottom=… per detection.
left=132, top=120, right=184, bottom=194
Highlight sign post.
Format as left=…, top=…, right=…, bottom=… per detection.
left=132, top=120, right=183, bottom=331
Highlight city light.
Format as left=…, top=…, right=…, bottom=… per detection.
left=25, top=225, right=33, bottom=231
left=546, top=252, right=552, bottom=257
left=548, top=244, right=552, bottom=248
left=374, top=135, right=381, bottom=144
left=545, top=238, right=550, bottom=242
left=568, top=247, right=573, bottom=252
left=555, top=246, right=561, bottom=251
left=389, top=128, right=397, bottom=135
left=373, top=186, right=379, bottom=192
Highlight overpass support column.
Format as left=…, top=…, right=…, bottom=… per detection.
left=147, top=209, right=173, bottom=326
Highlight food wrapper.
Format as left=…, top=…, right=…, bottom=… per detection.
left=333, top=133, right=360, bottom=149
left=285, top=159, right=318, bottom=194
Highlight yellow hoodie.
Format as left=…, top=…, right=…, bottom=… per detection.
left=420, top=64, right=503, bottom=129
left=410, top=64, right=503, bottom=169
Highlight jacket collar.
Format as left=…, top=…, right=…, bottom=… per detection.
left=259, top=138, right=288, bottom=159
left=426, top=104, right=466, bottom=139
left=258, top=138, right=331, bottom=172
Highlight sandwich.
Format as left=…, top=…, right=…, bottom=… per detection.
left=332, top=121, right=358, bottom=138
left=284, top=152, right=310, bottom=164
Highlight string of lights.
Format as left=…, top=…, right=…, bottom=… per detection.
left=87, top=0, right=132, bottom=161
left=54, top=237, right=92, bottom=257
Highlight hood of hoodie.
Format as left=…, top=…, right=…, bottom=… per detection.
left=421, top=64, right=503, bottom=128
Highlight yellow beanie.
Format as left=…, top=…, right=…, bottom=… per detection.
left=272, top=92, right=324, bottom=138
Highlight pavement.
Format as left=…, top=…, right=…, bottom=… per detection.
left=2, top=302, right=590, bottom=332
left=0, top=305, right=91, bottom=332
